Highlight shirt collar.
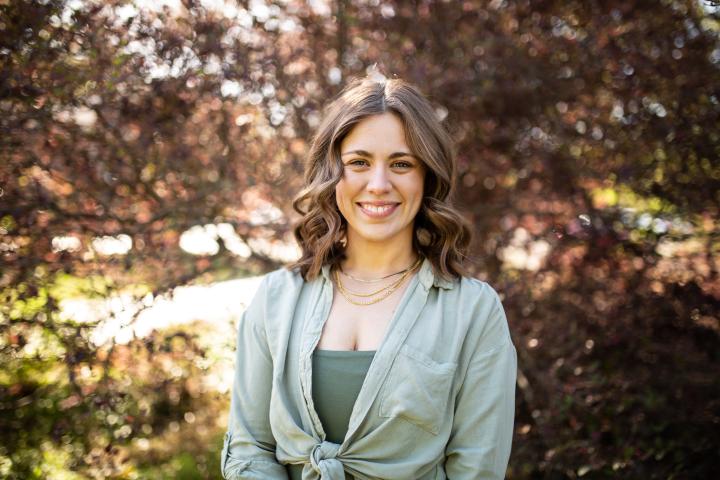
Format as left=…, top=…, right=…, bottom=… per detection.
left=320, top=257, right=455, bottom=290
left=418, top=257, right=455, bottom=290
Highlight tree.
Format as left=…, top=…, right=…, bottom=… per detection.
left=1, top=0, right=718, bottom=478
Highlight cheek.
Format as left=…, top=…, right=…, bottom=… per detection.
left=404, top=174, right=425, bottom=207
left=409, top=197, right=423, bottom=219
left=335, top=180, right=346, bottom=202
left=337, top=175, right=363, bottom=201
left=335, top=180, right=353, bottom=215
left=406, top=180, right=424, bottom=219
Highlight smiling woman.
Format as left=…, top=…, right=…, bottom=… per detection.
left=221, top=76, right=518, bottom=480
left=291, top=77, right=472, bottom=283
left=336, top=112, right=425, bottom=249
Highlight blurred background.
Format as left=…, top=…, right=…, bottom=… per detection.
left=1, top=0, right=719, bottom=478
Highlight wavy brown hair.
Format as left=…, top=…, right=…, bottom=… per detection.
left=288, top=76, right=472, bottom=282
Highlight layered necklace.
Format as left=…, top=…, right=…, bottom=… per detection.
left=333, top=257, right=423, bottom=306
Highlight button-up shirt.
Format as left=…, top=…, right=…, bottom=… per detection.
left=221, top=258, right=518, bottom=479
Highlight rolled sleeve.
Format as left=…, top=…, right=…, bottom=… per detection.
left=444, top=289, right=518, bottom=479
left=222, top=274, right=289, bottom=479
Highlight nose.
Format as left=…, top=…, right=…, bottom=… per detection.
left=366, top=164, right=392, bottom=194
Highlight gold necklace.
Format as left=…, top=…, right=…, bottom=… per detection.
left=340, top=261, right=419, bottom=283
left=334, top=269, right=408, bottom=305
left=333, top=258, right=421, bottom=306
left=338, top=273, right=406, bottom=298
left=336, top=264, right=413, bottom=298
left=336, top=257, right=421, bottom=297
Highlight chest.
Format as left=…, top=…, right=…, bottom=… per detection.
left=315, top=280, right=411, bottom=351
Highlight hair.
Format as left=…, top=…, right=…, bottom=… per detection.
left=288, top=76, right=472, bottom=282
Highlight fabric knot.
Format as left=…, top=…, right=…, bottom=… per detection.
left=309, top=441, right=344, bottom=479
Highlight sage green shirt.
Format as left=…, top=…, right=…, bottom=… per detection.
left=287, top=349, right=376, bottom=480
left=221, top=258, right=518, bottom=480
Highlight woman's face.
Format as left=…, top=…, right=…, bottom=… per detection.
left=336, top=112, right=425, bottom=247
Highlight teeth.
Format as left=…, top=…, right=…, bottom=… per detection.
left=361, top=204, right=394, bottom=214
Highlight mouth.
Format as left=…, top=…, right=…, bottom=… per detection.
left=356, top=202, right=400, bottom=218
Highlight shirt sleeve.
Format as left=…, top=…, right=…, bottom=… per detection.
left=221, top=273, right=289, bottom=479
left=444, top=288, right=518, bottom=479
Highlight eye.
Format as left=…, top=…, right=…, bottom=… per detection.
left=391, top=160, right=414, bottom=169
left=346, top=158, right=369, bottom=167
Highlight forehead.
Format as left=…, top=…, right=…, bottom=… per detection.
left=340, top=112, right=409, bottom=152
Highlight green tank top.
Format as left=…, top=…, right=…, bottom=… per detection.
left=287, top=349, right=376, bottom=480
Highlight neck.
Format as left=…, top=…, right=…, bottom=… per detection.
left=341, top=230, right=420, bottom=278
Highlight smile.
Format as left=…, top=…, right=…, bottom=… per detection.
left=357, top=202, right=400, bottom=218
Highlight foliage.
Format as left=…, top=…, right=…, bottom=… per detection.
left=1, top=0, right=718, bottom=478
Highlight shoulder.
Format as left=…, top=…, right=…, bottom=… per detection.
left=253, top=264, right=306, bottom=295
left=244, top=266, right=306, bottom=313
left=255, top=265, right=312, bottom=317
left=245, top=266, right=308, bottom=336
left=455, top=276, right=504, bottom=310
left=453, top=276, right=511, bottom=352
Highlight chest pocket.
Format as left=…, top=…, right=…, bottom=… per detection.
left=379, top=343, right=458, bottom=435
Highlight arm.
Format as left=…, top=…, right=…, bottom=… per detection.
left=221, top=274, right=289, bottom=479
left=444, top=289, right=518, bottom=479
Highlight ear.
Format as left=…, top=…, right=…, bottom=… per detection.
left=416, top=232, right=428, bottom=249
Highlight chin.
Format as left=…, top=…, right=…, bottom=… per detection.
left=360, top=234, right=397, bottom=243
left=353, top=226, right=407, bottom=244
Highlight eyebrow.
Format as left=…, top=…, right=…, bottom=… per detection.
left=341, top=149, right=419, bottom=160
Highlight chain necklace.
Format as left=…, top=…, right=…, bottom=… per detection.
left=333, top=257, right=422, bottom=306
left=337, top=263, right=414, bottom=298
left=334, top=268, right=409, bottom=306
left=340, top=259, right=420, bottom=283
left=338, top=257, right=421, bottom=296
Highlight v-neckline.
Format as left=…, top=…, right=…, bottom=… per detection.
left=298, top=262, right=432, bottom=448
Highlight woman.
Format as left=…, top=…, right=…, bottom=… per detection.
left=221, top=76, right=517, bottom=479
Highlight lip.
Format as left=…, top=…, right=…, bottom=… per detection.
left=356, top=202, right=400, bottom=218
